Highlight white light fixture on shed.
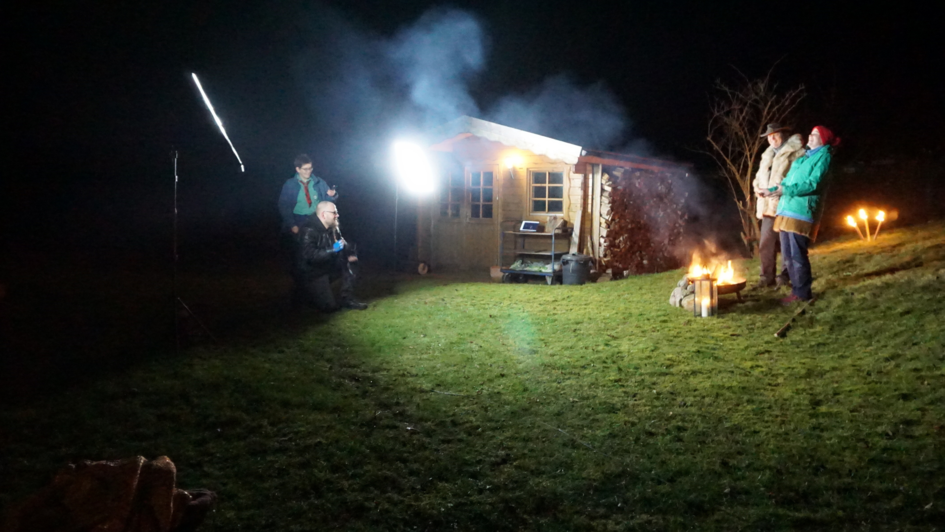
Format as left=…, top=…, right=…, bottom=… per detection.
left=503, top=155, right=522, bottom=179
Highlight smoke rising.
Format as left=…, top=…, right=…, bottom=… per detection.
left=387, top=8, right=486, bottom=126
left=488, top=75, right=627, bottom=148
left=293, top=6, right=640, bottom=166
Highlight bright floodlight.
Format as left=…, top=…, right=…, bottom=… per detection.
left=392, top=141, right=435, bottom=194
left=192, top=73, right=245, bottom=172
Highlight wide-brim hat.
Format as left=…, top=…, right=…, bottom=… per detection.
left=760, top=123, right=790, bottom=137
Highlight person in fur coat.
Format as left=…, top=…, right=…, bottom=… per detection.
left=752, top=124, right=806, bottom=288
left=762, top=125, right=840, bottom=304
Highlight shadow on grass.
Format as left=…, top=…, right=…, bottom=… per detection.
left=0, top=262, right=425, bottom=405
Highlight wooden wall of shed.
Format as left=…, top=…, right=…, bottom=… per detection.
left=418, top=137, right=583, bottom=270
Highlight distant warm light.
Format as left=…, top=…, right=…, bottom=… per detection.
left=873, top=210, right=886, bottom=239
left=858, top=209, right=867, bottom=220
left=846, top=215, right=857, bottom=227
left=392, top=141, right=435, bottom=194
left=191, top=73, right=245, bottom=172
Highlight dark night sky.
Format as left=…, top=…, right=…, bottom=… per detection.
left=6, top=0, right=942, bottom=269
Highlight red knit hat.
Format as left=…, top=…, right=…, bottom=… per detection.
left=812, top=125, right=841, bottom=147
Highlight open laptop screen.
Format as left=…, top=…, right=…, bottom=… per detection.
left=520, top=221, right=540, bottom=232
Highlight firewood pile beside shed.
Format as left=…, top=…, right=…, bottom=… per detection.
left=597, top=166, right=689, bottom=277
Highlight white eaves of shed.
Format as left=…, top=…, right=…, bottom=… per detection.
left=428, top=116, right=583, bottom=165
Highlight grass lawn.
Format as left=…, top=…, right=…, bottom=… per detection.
left=2, top=222, right=944, bottom=530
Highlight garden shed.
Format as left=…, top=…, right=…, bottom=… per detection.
left=417, top=116, right=691, bottom=276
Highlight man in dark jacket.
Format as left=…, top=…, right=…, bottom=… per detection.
left=296, top=201, right=367, bottom=311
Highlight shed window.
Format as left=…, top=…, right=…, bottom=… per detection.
left=469, top=171, right=494, bottom=219
left=439, top=170, right=463, bottom=218
left=531, top=171, right=564, bottom=213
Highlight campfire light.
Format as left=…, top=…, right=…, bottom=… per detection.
left=846, top=215, right=865, bottom=240
left=688, top=260, right=736, bottom=286
left=859, top=208, right=871, bottom=241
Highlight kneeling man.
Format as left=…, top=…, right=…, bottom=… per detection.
left=296, top=201, right=368, bottom=311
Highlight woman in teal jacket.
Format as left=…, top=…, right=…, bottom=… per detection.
left=761, top=125, right=840, bottom=303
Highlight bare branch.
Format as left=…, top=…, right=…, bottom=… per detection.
left=703, top=66, right=806, bottom=256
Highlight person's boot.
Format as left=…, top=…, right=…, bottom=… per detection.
left=341, top=299, right=368, bottom=310
left=753, top=276, right=775, bottom=289
left=775, top=274, right=791, bottom=288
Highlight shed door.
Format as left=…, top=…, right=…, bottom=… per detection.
left=463, top=168, right=498, bottom=269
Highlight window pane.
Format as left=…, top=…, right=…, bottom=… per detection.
left=482, top=188, right=493, bottom=202
left=451, top=187, right=463, bottom=201
left=471, top=189, right=481, bottom=203
left=549, top=185, right=563, bottom=199
left=450, top=173, right=464, bottom=187
left=549, top=172, right=564, bottom=184
left=471, top=172, right=481, bottom=187
left=532, top=186, right=546, bottom=198
left=482, top=204, right=493, bottom=218
left=549, top=200, right=563, bottom=212
left=440, top=203, right=449, bottom=216
left=483, top=172, right=493, bottom=186
left=533, top=200, right=546, bottom=212
left=450, top=203, right=460, bottom=217
left=533, top=172, right=547, bottom=184
left=471, top=204, right=480, bottom=218
left=440, top=189, right=450, bottom=202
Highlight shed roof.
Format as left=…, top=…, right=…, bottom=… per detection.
left=428, top=116, right=583, bottom=165
left=577, top=149, right=691, bottom=173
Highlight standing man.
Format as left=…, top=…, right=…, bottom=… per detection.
left=278, top=154, right=337, bottom=307
left=278, top=154, right=337, bottom=234
left=752, top=123, right=806, bottom=289
left=297, top=201, right=367, bottom=311
left=763, top=125, right=840, bottom=304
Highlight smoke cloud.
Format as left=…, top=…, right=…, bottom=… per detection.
left=487, top=75, right=627, bottom=148
left=387, top=9, right=486, bottom=126
left=293, top=6, right=640, bottom=164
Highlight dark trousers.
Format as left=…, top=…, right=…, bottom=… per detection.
left=758, top=216, right=787, bottom=283
left=780, top=230, right=813, bottom=300
left=302, top=256, right=357, bottom=312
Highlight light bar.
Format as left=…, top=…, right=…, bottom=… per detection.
left=192, top=73, right=245, bottom=172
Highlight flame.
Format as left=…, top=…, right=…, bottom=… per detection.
left=858, top=208, right=868, bottom=220
left=688, top=259, right=736, bottom=285
left=688, top=262, right=711, bottom=278
left=876, top=210, right=885, bottom=222
left=846, top=215, right=857, bottom=227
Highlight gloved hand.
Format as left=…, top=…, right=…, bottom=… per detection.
left=332, top=240, right=345, bottom=252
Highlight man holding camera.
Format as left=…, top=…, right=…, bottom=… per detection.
left=295, top=201, right=367, bottom=311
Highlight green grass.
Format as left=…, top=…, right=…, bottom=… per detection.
left=2, top=222, right=944, bottom=530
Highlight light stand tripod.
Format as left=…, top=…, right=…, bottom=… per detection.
left=172, top=150, right=216, bottom=351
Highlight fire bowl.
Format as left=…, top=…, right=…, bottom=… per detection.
left=717, top=278, right=747, bottom=295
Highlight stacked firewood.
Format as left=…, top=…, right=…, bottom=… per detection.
left=600, top=167, right=688, bottom=275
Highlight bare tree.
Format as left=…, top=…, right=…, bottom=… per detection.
left=704, top=69, right=805, bottom=256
